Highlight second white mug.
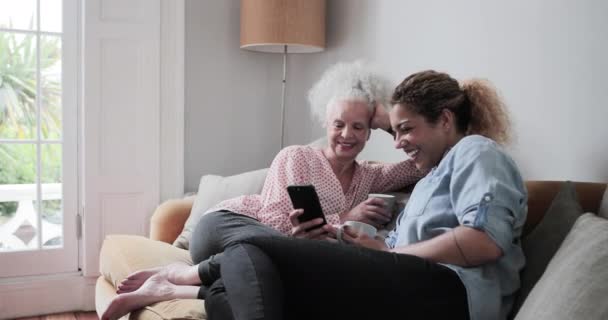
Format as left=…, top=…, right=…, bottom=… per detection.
left=367, top=193, right=396, bottom=212
left=336, top=220, right=377, bottom=243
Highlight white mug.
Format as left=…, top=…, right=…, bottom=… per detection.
left=367, top=193, right=396, bottom=213
left=336, top=221, right=377, bottom=243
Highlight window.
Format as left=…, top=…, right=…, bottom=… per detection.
left=0, top=0, right=77, bottom=277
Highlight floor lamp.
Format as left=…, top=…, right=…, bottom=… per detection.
left=240, top=0, right=326, bottom=150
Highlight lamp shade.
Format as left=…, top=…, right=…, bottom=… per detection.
left=240, top=0, right=326, bottom=53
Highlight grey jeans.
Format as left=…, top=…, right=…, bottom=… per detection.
left=189, top=210, right=283, bottom=299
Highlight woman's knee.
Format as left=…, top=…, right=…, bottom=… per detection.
left=190, top=211, right=227, bottom=263
left=195, top=211, right=227, bottom=235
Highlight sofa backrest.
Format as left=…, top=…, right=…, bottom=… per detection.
left=523, top=181, right=606, bottom=237
left=150, top=180, right=606, bottom=244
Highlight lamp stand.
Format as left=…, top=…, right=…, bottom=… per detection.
left=280, top=45, right=287, bottom=149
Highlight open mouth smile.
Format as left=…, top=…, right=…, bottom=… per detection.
left=338, top=141, right=356, bottom=149
left=404, top=148, right=419, bottom=159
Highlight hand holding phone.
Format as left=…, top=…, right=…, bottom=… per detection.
left=287, top=184, right=327, bottom=231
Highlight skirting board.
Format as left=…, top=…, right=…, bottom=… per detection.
left=0, top=274, right=97, bottom=319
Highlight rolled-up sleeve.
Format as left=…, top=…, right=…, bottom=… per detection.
left=449, top=142, right=527, bottom=252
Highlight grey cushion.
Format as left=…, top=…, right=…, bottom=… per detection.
left=515, top=213, right=608, bottom=320
left=173, top=168, right=269, bottom=249
left=512, top=181, right=583, bottom=314
left=598, top=186, right=608, bottom=219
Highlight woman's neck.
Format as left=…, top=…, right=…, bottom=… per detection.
left=449, top=134, right=464, bottom=150
left=433, top=132, right=466, bottom=171
left=322, top=148, right=355, bottom=178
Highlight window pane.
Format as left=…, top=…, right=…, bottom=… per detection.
left=40, top=35, right=62, bottom=140
left=0, top=200, right=17, bottom=227
left=41, top=143, right=61, bottom=183
left=0, top=143, right=38, bottom=251
left=0, top=143, right=37, bottom=185
left=0, top=0, right=37, bottom=31
left=0, top=31, right=38, bottom=140
left=41, top=198, right=61, bottom=248
left=40, top=0, right=62, bottom=33
left=41, top=144, right=62, bottom=248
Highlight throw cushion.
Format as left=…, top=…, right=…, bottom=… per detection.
left=598, top=186, right=608, bottom=219
left=98, top=235, right=205, bottom=319
left=514, top=213, right=608, bottom=320
left=173, top=168, right=269, bottom=249
left=512, top=181, right=583, bottom=314
left=100, top=235, right=192, bottom=289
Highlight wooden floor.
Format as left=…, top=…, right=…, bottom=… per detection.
left=13, top=311, right=98, bottom=320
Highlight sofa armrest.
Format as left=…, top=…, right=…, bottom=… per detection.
left=523, top=180, right=606, bottom=236
left=150, top=195, right=196, bottom=244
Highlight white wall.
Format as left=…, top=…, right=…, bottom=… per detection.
left=184, top=0, right=282, bottom=191
left=185, top=0, right=608, bottom=190
left=285, top=0, right=608, bottom=183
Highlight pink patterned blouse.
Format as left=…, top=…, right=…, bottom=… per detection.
left=206, top=145, right=423, bottom=235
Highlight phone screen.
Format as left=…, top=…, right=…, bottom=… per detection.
left=287, top=184, right=327, bottom=229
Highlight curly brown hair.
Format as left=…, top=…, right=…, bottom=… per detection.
left=391, top=70, right=511, bottom=145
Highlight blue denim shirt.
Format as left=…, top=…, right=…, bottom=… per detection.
left=385, top=135, right=527, bottom=320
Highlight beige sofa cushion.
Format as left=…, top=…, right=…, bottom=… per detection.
left=173, top=168, right=269, bottom=249
left=100, top=235, right=193, bottom=286
left=515, top=213, right=608, bottom=320
left=99, top=235, right=206, bottom=319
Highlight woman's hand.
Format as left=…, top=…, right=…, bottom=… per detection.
left=340, top=227, right=389, bottom=251
left=289, top=209, right=330, bottom=240
left=320, top=224, right=339, bottom=242
left=370, top=102, right=391, bottom=131
left=341, top=198, right=392, bottom=229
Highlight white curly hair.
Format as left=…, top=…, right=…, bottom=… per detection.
left=308, top=60, right=392, bottom=127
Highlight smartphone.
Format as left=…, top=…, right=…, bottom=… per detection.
left=287, top=184, right=327, bottom=230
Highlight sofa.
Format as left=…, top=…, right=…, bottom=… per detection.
left=95, top=176, right=608, bottom=320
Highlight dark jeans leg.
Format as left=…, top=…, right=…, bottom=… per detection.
left=201, top=243, right=284, bottom=320
left=227, top=236, right=470, bottom=320
left=189, top=210, right=283, bottom=299
left=189, top=210, right=283, bottom=263
left=204, top=279, right=235, bottom=320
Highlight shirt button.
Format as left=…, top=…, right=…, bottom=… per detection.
left=484, top=195, right=492, bottom=202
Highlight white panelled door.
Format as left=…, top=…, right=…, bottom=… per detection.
left=82, top=0, right=161, bottom=276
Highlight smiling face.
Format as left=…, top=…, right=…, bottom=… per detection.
left=389, top=103, right=458, bottom=171
left=324, top=99, right=372, bottom=163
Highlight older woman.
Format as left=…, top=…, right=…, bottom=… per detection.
left=101, top=61, right=423, bottom=320
left=205, top=70, right=527, bottom=320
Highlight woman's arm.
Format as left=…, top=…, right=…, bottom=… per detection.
left=345, top=225, right=502, bottom=267
left=370, top=102, right=392, bottom=132
left=390, top=226, right=502, bottom=267
left=366, top=160, right=424, bottom=193
left=256, top=147, right=312, bottom=234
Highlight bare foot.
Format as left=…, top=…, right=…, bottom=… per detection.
left=102, top=274, right=179, bottom=320
left=116, top=267, right=163, bottom=294
left=117, top=262, right=196, bottom=293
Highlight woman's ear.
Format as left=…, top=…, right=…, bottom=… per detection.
left=440, top=108, right=455, bottom=132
